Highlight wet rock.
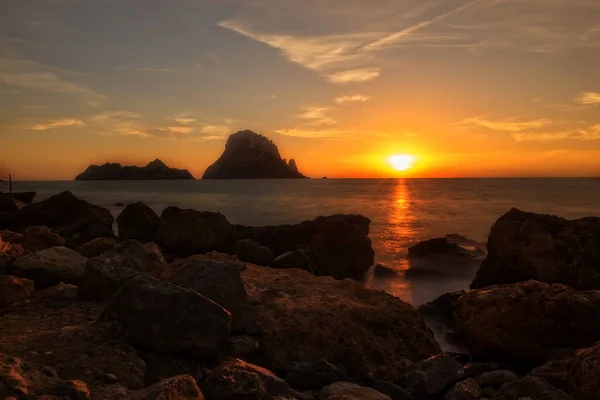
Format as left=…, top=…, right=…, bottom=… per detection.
left=78, top=240, right=166, bottom=301
left=0, top=275, right=34, bottom=308
left=371, top=380, right=415, bottom=400
left=490, top=376, right=572, bottom=400
left=0, top=191, right=114, bottom=248
left=201, top=358, right=298, bottom=400
left=474, top=371, right=518, bottom=389
left=471, top=209, right=600, bottom=290
left=21, top=226, right=65, bottom=252
left=170, top=256, right=259, bottom=334
left=75, top=236, right=116, bottom=258
left=285, top=359, right=350, bottom=391
left=463, top=363, right=509, bottom=379
left=117, top=202, right=163, bottom=243
left=270, top=248, right=319, bottom=274
left=245, top=214, right=374, bottom=280
left=319, top=382, right=391, bottom=400
left=566, top=341, right=600, bottom=400
left=12, top=247, right=87, bottom=289
left=48, top=380, right=91, bottom=400
left=129, top=375, right=203, bottom=399
left=100, top=274, right=231, bottom=360
left=155, top=207, right=238, bottom=256
left=407, top=237, right=483, bottom=277
left=417, top=291, right=466, bottom=330
left=34, top=282, right=78, bottom=308
left=235, top=239, right=274, bottom=266
left=454, top=280, right=600, bottom=366
left=373, top=264, right=398, bottom=279
left=400, top=354, right=465, bottom=399
left=229, top=335, right=259, bottom=360
left=444, top=378, right=483, bottom=400
left=241, top=263, right=440, bottom=383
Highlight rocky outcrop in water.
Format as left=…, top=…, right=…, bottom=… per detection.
left=202, top=130, right=307, bottom=179
left=75, top=159, right=194, bottom=180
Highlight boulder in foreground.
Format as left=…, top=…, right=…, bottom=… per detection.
left=12, top=246, right=87, bottom=289
left=471, top=209, right=600, bottom=290
left=0, top=275, right=34, bottom=308
left=319, top=382, right=391, bottom=400
left=491, top=376, right=572, bottom=400
left=400, top=354, right=465, bottom=399
left=117, top=202, right=163, bottom=243
left=567, top=341, right=600, bottom=400
left=129, top=375, right=204, bottom=400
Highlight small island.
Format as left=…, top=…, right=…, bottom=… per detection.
left=202, top=130, right=307, bottom=179
left=75, top=159, right=194, bottom=181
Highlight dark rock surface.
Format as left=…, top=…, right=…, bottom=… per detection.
left=12, top=246, right=88, bottom=289
left=0, top=275, right=34, bottom=308
left=100, top=274, right=231, bottom=361
left=400, top=354, right=465, bottom=399
left=75, top=159, right=194, bottom=180
left=284, top=359, right=350, bottom=391
left=234, top=239, right=274, bottom=266
left=463, top=363, right=509, bottom=379
left=417, top=290, right=466, bottom=329
left=373, top=264, right=398, bottom=279
left=319, top=382, right=391, bottom=400
left=454, top=280, right=600, bottom=366
left=270, top=248, right=319, bottom=274
left=117, top=202, right=164, bottom=242
left=21, top=225, right=65, bottom=252
left=531, top=356, right=571, bottom=390
left=471, top=209, right=600, bottom=290
left=407, top=237, right=483, bottom=277
left=129, top=375, right=204, bottom=399
left=566, top=341, right=600, bottom=400
left=444, top=378, right=483, bottom=400
left=229, top=335, right=259, bottom=360
left=48, top=380, right=91, bottom=400
left=371, top=380, right=415, bottom=400
left=75, top=236, right=116, bottom=258
left=202, top=130, right=307, bottom=179
left=474, top=370, right=519, bottom=389
left=34, top=282, right=78, bottom=309
left=491, top=376, right=572, bottom=400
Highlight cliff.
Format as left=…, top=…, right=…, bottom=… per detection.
left=75, top=159, right=194, bottom=181
left=202, top=130, right=307, bottom=179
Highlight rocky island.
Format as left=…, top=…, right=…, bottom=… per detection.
left=75, top=159, right=194, bottom=181
left=0, top=193, right=599, bottom=399
left=203, top=130, right=307, bottom=179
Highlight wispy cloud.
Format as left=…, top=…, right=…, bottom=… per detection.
left=30, top=118, right=85, bottom=131
left=276, top=127, right=355, bottom=139
left=161, top=126, right=193, bottom=134
left=327, top=68, right=380, bottom=83
left=510, top=131, right=572, bottom=142
left=462, top=116, right=552, bottom=132
left=21, top=105, right=47, bottom=110
left=200, top=125, right=231, bottom=135
left=90, top=111, right=150, bottom=137
left=298, top=107, right=336, bottom=126
left=577, top=92, right=600, bottom=105
left=175, top=118, right=196, bottom=124
left=336, top=94, right=371, bottom=104
left=137, top=67, right=181, bottom=73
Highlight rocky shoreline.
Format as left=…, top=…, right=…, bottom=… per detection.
left=0, top=192, right=599, bottom=399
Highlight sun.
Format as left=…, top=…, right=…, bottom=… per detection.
left=389, top=155, right=415, bottom=171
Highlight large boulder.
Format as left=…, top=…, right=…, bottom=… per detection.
left=319, top=382, right=391, bottom=400
left=566, top=341, right=600, bottom=400
left=444, top=379, right=483, bottom=400
left=284, top=359, right=349, bottom=392
left=240, top=262, right=440, bottom=383
left=21, top=225, right=65, bottom=252
left=12, top=246, right=88, bottom=289
left=408, top=237, right=483, bottom=277
left=201, top=358, right=299, bottom=400
left=78, top=240, right=166, bottom=301
left=245, top=214, right=374, bottom=280
left=471, top=209, right=600, bottom=290
left=235, top=239, right=274, bottom=266
left=129, top=375, right=204, bottom=400
left=155, top=207, right=238, bottom=256
left=491, top=376, right=572, bottom=400
left=0, top=232, right=25, bottom=273
left=454, top=280, right=600, bottom=366
left=170, top=256, right=259, bottom=334
left=117, top=202, right=163, bottom=242
left=0, top=191, right=114, bottom=248
left=0, top=275, right=34, bottom=308
left=75, top=236, right=116, bottom=258
left=400, top=354, right=465, bottom=399
left=100, top=274, right=232, bottom=361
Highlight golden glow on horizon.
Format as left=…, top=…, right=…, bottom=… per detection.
left=389, top=155, right=415, bottom=171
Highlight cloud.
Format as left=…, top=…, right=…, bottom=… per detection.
left=162, top=126, right=193, bottom=134
left=463, top=117, right=552, bottom=132
left=200, top=125, right=231, bottom=135
left=21, top=105, right=47, bottom=110
left=30, top=118, right=85, bottom=131
left=327, top=68, right=380, bottom=83
left=137, top=67, right=181, bottom=73
left=90, top=111, right=150, bottom=137
left=298, top=107, right=336, bottom=126
left=276, top=127, right=355, bottom=139
left=336, top=94, right=371, bottom=103
left=175, top=118, right=196, bottom=124
left=577, top=92, right=600, bottom=105
left=510, top=131, right=572, bottom=142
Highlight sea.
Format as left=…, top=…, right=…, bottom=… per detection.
left=3, top=178, right=600, bottom=306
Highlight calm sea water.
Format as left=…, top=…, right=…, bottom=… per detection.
left=3, top=178, right=600, bottom=305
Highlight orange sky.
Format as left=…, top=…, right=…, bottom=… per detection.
left=1, top=0, right=600, bottom=179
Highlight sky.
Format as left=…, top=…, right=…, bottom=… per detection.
left=1, top=0, right=600, bottom=180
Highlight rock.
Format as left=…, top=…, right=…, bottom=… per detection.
left=444, top=379, right=483, bottom=400
left=0, top=233, right=26, bottom=274
left=270, top=248, right=319, bottom=274
left=155, top=207, right=238, bottom=257
left=0, top=195, right=25, bottom=213
left=0, top=191, right=114, bottom=248
left=241, top=263, right=440, bottom=383
left=105, top=373, right=118, bottom=383
left=201, top=358, right=298, bottom=400
left=483, top=387, right=496, bottom=398
left=246, top=214, right=375, bottom=280
left=75, top=237, right=116, bottom=258
left=285, top=359, right=350, bottom=391
left=202, top=130, right=307, bottom=179
left=530, top=356, right=571, bottom=390
left=117, top=202, right=163, bottom=242
left=75, top=159, right=195, bottom=180
left=371, top=380, right=415, bottom=400
left=235, top=239, right=274, bottom=266
left=463, top=363, right=510, bottom=379
left=417, top=290, right=466, bottom=329
left=490, top=376, right=572, bottom=400
left=470, top=209, right=600, bottom=290
left=373, top=264, right=398, bottom=279
left=34, top=282, right=78, bottom=308
left=475, top=371, right=519, bottom=389
left=407, top=237, right=483, bottom=277
left=319, top=382, right=391, bottom=400
left=114, top=202, right=125, bottom=206
left=129, top=375, right=204, bottom=399
left=21, top=226, right=65, bottom=252
left=169, top=255, right=259, bottom=334
left=78, top=240, right=166, bottom=301
left=566, top=341, right=600, bottom=400
left=12, top=247, right=87, bottom=289
left=0, top=275, right=34, bottom=308
left=92, top=384, right=128, bottom=400
left=100, top=274, right=231, bottom=360
left=454, top=280, right=600, bottom=366
left=43, top=366, right=58, bottom=378
left=48, top=380, right=91, bottom=400
left=229, top=335, right=259, bottom=359
left=400, top=354, right=465, bottom=398
left=0, top=230, right=24, bottom=243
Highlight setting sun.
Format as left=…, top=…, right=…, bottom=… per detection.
left=389, top=155, right=415, bottom=171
